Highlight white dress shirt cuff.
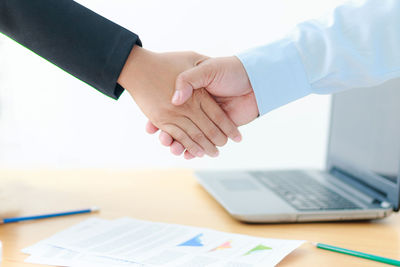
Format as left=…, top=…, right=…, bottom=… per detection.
left=236, top=38, right=312, bottom=116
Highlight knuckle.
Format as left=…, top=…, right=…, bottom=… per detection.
left=227, top=127, right=239, bottom=138
left=174, top=132, right=186, bottom=142
left=153, top=112, right=169, bottom=126
left=187, top=51, right=198, bottom=59
left=177, top=72, right=191, bottom=86
left=194, top=56, right=209, bottom=66
left=213, top=113, right=225, bottom=126
left=176, top=72, right=186, bottom=84
left=201, top=63, right=214, bottom=78
left=192, top=132, right=205, bottom=143
left=191, top=87, right=206, bottom=99
left=207, top=127, right=220, bottom=140
left=164, top=126, right=182, bottom=141
left=186, top=143, right=198, bottom=154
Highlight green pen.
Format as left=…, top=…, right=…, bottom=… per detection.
left=313, top=242, right=400, bottom=266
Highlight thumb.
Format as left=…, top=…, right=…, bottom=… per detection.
left=172, top=63, right=212, bottom=105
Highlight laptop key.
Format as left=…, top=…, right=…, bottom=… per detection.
left=252, top=171, right=361, bottom=211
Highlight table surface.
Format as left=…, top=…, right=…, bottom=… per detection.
left=0, top=170, right=399, bottom=267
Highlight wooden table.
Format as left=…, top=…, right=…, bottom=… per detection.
left=0, top=170, right=399, bottom=266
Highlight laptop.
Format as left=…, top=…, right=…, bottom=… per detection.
left=195, top=79, right=400, bottom=223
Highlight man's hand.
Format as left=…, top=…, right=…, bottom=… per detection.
left=146, top=56, right=259, bottom=159
left=118, top=47, right=241, bottom=157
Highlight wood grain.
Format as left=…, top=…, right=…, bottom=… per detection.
left=0, top=170, right=399, bottom=266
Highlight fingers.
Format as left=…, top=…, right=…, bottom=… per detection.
left=192, top=109, right=228, bottom=149
left=158, top=112, right=226, bottom=158
left=202, top=99, right=242, bottom=143
left=171, top=140, right=196, bottom=160
left=158, top=130, right=185, bottom=154
left=162, top=115, right=219, bottom=157
left=149, top=121, right=206, bottom=157
left=179, top=116, right=220, bottom=157
left=146, top=121, right=159, bottom=134
left=198, top=91, right=242, bottom=143
left=170, top=140, right=185, bottom=156
left=184, top=150, right=196, bottom=160
left=149, top=112, right=220, bottom=157
left=159, top=131, right=196, bottom=159
left=159, top=131, right=173, bottom=146
left=162, top=124, right=205, bottom=158
left=165, top=135, right=196, bottom=159
left=172, top=63, right=213, bottom=105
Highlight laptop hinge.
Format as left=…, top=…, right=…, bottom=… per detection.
left=330, top=167, right=387, bottom=203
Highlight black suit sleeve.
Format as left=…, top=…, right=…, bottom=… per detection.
left=0, top=0, right=141, bottom=99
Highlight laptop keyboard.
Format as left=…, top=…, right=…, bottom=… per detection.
left=252, top=171, right=361, bottom=211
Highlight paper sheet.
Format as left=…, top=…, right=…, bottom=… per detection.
left=23, top=218, right=304, bottom=266
left=24, top=243, right=142, bottom=267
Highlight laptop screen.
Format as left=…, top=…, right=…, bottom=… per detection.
left=327, top=78, right=400, bottom=209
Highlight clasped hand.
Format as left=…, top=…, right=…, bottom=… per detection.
left=118, top=46, right=259, bottom=159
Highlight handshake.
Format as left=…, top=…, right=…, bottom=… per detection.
left=118, top=46, right=259, bottom=159
left=1, top=0, right=392, bottom=161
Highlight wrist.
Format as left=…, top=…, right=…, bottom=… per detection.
left=232, top=55, right=254, bottom=94
left=117, top=45, right=153, bottom=94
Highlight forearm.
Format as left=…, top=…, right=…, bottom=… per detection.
left=237, top=0, right=400, bottom=116
left=0, top=0, right=141, bottom=99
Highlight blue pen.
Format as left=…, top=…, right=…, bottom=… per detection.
left=0, top=207, right=100, bottom=224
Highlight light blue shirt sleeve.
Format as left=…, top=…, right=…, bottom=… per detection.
left=237, top=0, right=400, bottom=116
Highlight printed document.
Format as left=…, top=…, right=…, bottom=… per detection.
left=23, top=217, right=304, bottom=266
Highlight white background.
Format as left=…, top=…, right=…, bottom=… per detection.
left=0, top=0, right=346, bottom=170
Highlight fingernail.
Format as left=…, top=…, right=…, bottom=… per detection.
left=172, top=90, right=181, bottom=104
left=196, top=150, right=204, bottom=157
left=232, top=134, right=242, bottom=143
